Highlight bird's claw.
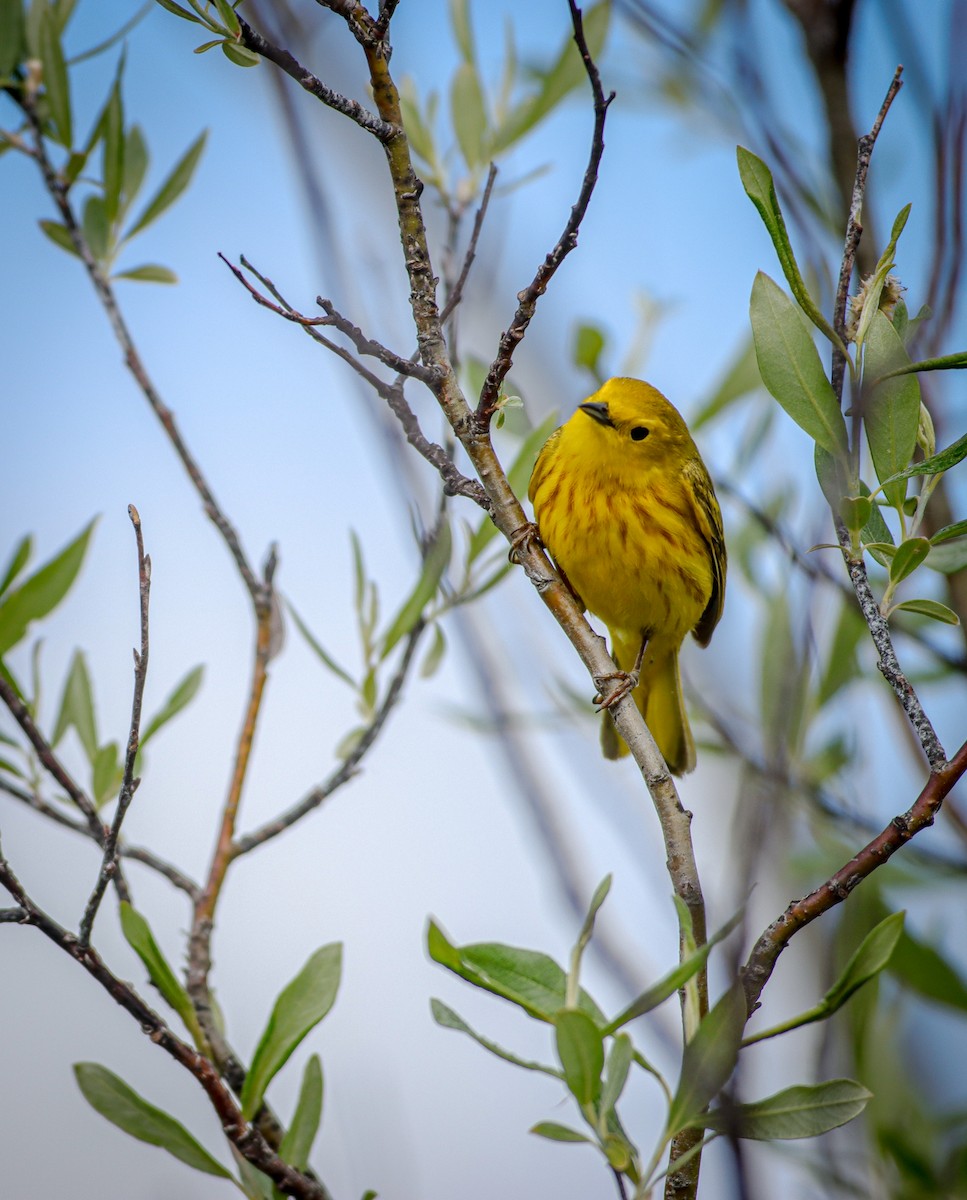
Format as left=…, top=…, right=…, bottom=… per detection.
left=508, top=521, right=542, bottom=564
left=593, top=670, right=639, bottom=711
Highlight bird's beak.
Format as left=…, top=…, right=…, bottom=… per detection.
left=579, top=401, right=613, bottom=427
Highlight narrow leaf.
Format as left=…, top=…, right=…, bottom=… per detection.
left=277, top=1055, right=323, bottom=1177
left=430, top=998, right=562, bottom=1078
left=126, top=130, right=207, bottom=238
left=140, top=665, right=204, bottom=748
left=877, top=429, right=967, bottom=488
left=419, top=624, right=447, bottom=679
left=102, top=77, right=124, bottom=225
left=0, top=0, right=25, bottom=77
left=451, top=61, right=487, bottom=170
left=888, top=538, right=930, bottom=585
left=38, top=219, right=81, bottom=258
left=449, top=0, right=474, bottom=62
left=121, top=124, right=149, bottom=214
left=554, top=1008, right=604, bottom=1106
left=152, top=0, right=204, bottom=25
left=737, top=147, right=846, bottom=354
left=853, top=204, right=910, bottom=350
left=890, top=926, right=967, bottom=1011
left=696, top=1079, right=871, bottom=1140
left=750, top=272, right=848, bottom=458
left=0, top=536, right=32, bottom=598
left=40, top=10, right=72, bottom=146
left=823, top=911, right=904, bottom=1011
left=82, top=194, right=110, bottom=261
left=863, top=311, right=920, bottom=507
left=667, top=982, right=747, bottom=1135
left=530, top=1122, right=592, bottom=1144
left=380, top=520, right=451, bottom=658
left=876, top=349, right=967, bottom=379
left=931, top=519, right=967, bottom=545
left=113, top=264, right=178, bottom=283
left=51, top=649, right=98, bottom=760
left=893, top=598, right=960, bottom=625
left=600, top=1033, right=633, bottom=1118
left=74, top=1063, right=232, bottom=1177
left=287, top=602, right=354, bottom=688
left=119, top=902, right=199, bottom=1035
left=221, top=41, right=261, bottom=67
left=92, top=740, right=121, bottom=807
left=241, top=944, right=342, bottom=1119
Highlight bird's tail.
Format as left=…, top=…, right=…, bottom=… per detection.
left=600, top=635, right=696, bottom=775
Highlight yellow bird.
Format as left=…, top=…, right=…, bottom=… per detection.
left=528, top=378, right=726, bottom=773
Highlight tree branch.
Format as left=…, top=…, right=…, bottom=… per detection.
left=79, top=505, right=151, bottom=948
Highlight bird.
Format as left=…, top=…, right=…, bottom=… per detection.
left=528, top=378, right=726, bottom=773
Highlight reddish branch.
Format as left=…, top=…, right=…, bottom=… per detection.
left=742, top=737, right=967, bottom=1010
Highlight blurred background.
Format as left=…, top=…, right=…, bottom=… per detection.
left=2, top=1, right=967, bottom=1197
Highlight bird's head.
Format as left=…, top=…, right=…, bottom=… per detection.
left=574, top=378, right=694, bottom=468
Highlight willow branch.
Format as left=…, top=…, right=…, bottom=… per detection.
left=476, top=1, right=615, bottom=423
left=742, top=737, right=967, bottom=1012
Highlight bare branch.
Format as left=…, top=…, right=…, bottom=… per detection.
left=742, top=736, right=967, bottom=1012
left=476, top=2, right=615, bottom=422
left=79, top=506, right=151, bottom=948
left=238, top=13, right=396, bottom=141
left=235, top=620, right=427, bottom=854
left=315, top=296, right=438, bottom=384
left=440, top=164, right=499, bottom=325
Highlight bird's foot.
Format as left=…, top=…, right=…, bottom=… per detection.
left=593, top=670, right=639, bottom=711
left=508, top=521, right=542, bottom=564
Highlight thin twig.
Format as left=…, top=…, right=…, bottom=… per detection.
left=79, top=506, right=151, bottom=948
left=439, top=164, right=499, bottom=325
left=0, top=777, right=200, bottom=898
left=476, top=1, right=615, bottom=422
left=741, top=736, right=967, bottom=1012
left=235, top=619, right=427, bottom=854
left=238, top=13, right=396, bottom=141
left=315, top=296, right=438, bottom=383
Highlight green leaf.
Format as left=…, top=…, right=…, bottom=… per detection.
left=890, top=926, right=967, bottom=1012
left=82, top=194, right=110, bottom=261
left=276, top=1055, right=323, bottom=1182
left=604, top=908, right=743, bottom=1034
left=152, top=0, right=205, bottom=24
left=430, top=998, right=562, bottom=1078
left=449, top=0, right=474, bottom=62
left=893, top=598, right=960, bottom=625
left=877, top=429, right=967, bottom=489
left=600, top=1033, right=633, bottom=1118
left=489, top=2, right=609, bottom=154
left=0, top=0, right=25, bottom=78
left=213, top=0, right=240, bottom=35
left=666, top=982, right=747, bottom=1135
left=221, top=41, right=261, bottom=67
left=691, top=335, right=761, bottom=430
left=419, top=623, right=447, bottom=679
left=573, top=322, right=606, bottom=379
left=138, top=664, right=204, bottom=752
left=750, top=272, right=848, bottom=458
left=554, top=1008, right=604, bottom=1106
left=825, top=911, right=905, bottom=1012
left=38, top=219, right=81, bottom=258
left=930, top=519, right=967, bottom=545
left=737, top=147, right=846, bottom=355
left=121, top=124, right=149, bottom=215
left=287, top=601, right=354, bottom=688
left=40, top=9, right=72, bottom=146
left=426, top=920, right=606, bottom=1025
left=380, top=520, right=451, bottom=658
left=92, top=740, right=121, bottom=806
left=0, top=536, right=32, bottom=598
left=530, top=1122, right=592, bottom=1144
left=241, top=944, right=342, bottom=1120
left=113, top=264, right=178, bottom=283
left=119, top=902, right=200, bottom=1036
left=888, top=538, right=930, bottom=585
left=102, top=76, right=124, bottom=225
left=126, top=130, right=207, bottom=239
left=697, top=1079, right=871, bottom=1140
left=814, top=444, right=849, bottom=511
left=51, top=649, right=98, bottom=760
left=815, top=600, right=865, bottom=707
left=451, top=61, right=487, bottom=170
left=853, top=205, right=911, bottom=350
left=839, top=495, right=871, bottom=532
left=74, top=1063, right=232, bottom=1177
left=875, top=349, right=967, bottom=380
left=926, top=537, right=967, bottom=576
left=863, top=311, right=920, bottom=507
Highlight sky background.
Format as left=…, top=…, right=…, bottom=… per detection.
left=2, top=1, right=966, bottom=1198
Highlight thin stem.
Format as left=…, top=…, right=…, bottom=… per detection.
left=79, top=505, right=151, bottom=948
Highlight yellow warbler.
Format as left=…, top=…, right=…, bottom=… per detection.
left=528, top=378, right=726, bottom=773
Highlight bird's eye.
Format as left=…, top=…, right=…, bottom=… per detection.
left=630, top=426, right=650, bottom=441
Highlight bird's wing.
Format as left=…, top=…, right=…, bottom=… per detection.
left=684, top=457, right=727, bottom=646
left=527, top=427, right=563, bottom=503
